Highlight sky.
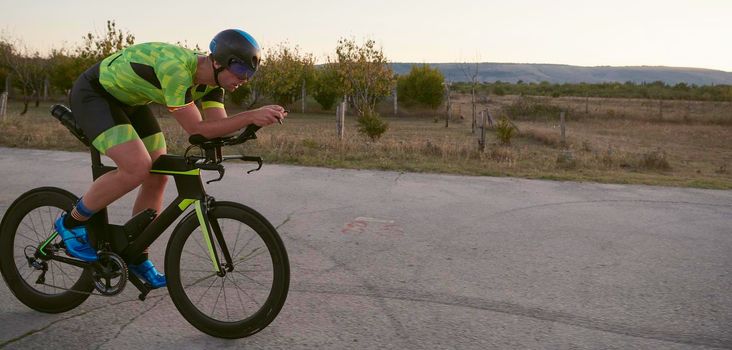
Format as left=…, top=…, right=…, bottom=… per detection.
left=1, top=0, right=731, bottom=72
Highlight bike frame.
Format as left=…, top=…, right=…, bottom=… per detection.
left=38, top=147, right=231, bottom=298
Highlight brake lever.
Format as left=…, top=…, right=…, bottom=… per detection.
left=200, top=164, right=226, bottom=185
left=206, top=166, right=226, bottom=184
left=241, top=156, right=263, bottom=174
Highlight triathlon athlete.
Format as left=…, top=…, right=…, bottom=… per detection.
left=54, top=29, right=286, bottom=288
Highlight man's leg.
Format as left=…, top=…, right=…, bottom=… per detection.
left=132, top=147, right=168, bottom=216
left=128, top=146, right=168, bottom=289
left=80, top=140, right=153, bottom=212
left=56, top=139, right=151, bottom=262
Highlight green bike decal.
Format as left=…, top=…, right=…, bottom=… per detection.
left=194, top=200, right=221, bottom=273
left=38, top=231, right=59, bottom=256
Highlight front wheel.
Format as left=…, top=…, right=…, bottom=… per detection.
left=165, top=201, right=290, bottom=338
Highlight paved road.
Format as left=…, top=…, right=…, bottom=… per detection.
left=0, top=147, right=730, bottom=349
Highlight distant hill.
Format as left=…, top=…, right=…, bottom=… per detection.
left=390, top=63, right=732, bottom=86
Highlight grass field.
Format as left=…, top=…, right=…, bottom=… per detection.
left=1, top=96, right=730, bottom=189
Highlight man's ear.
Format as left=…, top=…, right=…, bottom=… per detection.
left=209, top=55, right=223, bottom=69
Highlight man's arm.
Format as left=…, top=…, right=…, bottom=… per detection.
left=171, top=104, right=285, bottom=138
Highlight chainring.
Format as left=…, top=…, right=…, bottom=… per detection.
left=91, top=251, right=128, bottom=296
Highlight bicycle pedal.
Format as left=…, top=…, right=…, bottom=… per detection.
left=128, top=272, right=151, bottom=301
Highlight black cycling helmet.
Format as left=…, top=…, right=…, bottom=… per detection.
left=209, top=29, right=261, bottom=85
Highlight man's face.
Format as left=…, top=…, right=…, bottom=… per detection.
left=218, top=68, right=247, bottom=92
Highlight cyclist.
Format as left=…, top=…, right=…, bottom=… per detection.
left=55, top=29, right=286, bottom=288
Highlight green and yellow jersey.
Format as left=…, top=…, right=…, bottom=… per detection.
left=98, top=42, right=224, bottom=111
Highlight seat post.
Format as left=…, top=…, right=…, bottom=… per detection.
left=90, top=148, right=116, bottom=181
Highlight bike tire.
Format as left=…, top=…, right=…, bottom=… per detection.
left=0, top=187, right=94, bottom=313
left=165, top=201, right=290, bottom=338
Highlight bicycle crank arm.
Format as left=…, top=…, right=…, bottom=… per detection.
left=127, top=272, right=151, bottom=301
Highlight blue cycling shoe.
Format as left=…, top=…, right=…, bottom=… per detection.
left=129, top=260, right=167, bottom=289
left=54, top=215, right=98, bottom=262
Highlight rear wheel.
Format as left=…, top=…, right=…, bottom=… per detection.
left=0, top=187, right=94, bottom=313
left=166, top=201, right=290, bottom=338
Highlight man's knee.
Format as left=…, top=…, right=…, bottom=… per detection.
left=118, top=154, right=153, bottom=185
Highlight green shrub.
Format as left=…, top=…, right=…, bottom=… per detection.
left=501, top=97, right=563, bottom=120
left=357, top=111, right=389, bottom=141
left=495, top=117, right=517, bottom=145
left=397, top=64, right=445, bottom=109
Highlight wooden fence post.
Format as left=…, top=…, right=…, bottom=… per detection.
left=659, top=99, right=663, bottom=120
left=4, top=74, right=10, bottom=98
left=471, top=87, right=476, bottom=134
left=43, top=78, right=49, bottom=101
left=393, top=86, right=398, bottom=117
left=444, top=82, right=451, bottom=128
left=0, top=92, right=8, bottom=121
left=560, top=111, right=566, bottom=146
left=479, top=111, right=486, bottom=152
left=336, top=100, right=346, bottom=140
left=301, top=80, right=306, bottom=113
left=485, top=109, right=495, bottom=127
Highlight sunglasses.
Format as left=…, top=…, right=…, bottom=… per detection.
left=227, top=59, right=256, bottom=80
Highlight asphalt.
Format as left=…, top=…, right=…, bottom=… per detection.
left=0, top=147, right=730, bottom=349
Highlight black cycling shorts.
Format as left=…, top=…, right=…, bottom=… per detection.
left=69, top=63, right=165, bottom=154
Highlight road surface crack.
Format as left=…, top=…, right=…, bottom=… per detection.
left=94, top=295, right=167, bottom=350
left=0, top=295, right=166, bottom=349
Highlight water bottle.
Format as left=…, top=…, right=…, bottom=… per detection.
left=50, top=104, right=90, bottom=146
left=124, top=208, right=157, bottom=242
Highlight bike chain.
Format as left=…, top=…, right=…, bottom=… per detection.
left=26, top=246, right=128, bottom=297
left=37, top=281, right=107, bottom=297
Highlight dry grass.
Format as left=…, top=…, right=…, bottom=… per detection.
left=1, top=97, right=731, bottom=189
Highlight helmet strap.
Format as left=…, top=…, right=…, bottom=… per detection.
left=210, top=55, right=226, bottom=87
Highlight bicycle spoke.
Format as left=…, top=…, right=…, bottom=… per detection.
left=183, top=248, right=211, bottom=263
left=231, top=222, right=243, bottom=260
left=185, top=272, right=218, bottom=288
left=28, top=212, right=42, bottom=243
left=194, top=274, right=220, bottom=306
left=37, top=209, right=47, bottom=238
left=234, top=230, right=256, bottom=259
left=53, top=261, right=76, bottom=288
left=226, top=273, right=251, bottom=311
left=192, top=230, right=211, bottom=260
left=227, top=272, right=260, bottom=305
left=15, top=231, right=36, bottom=244
left=22, top=267, right=35, bottom=281
left=233, top=247, right=266, bottom=266
left=19, top=221, right=42, bottom=242
left=222, top=278, right=230, bottom=321
left=231, top=270, right=268, bottom=290
left=54, top=262, right=69, bottom=288
left=211, top=278, right=224, bottom=317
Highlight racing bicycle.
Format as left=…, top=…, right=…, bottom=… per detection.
left=0, top=104, right=290, bottom=338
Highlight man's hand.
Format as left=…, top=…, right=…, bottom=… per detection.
left=249, top=105, right=288, bottom=127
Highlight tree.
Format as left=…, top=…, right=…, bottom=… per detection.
left=459, top=60, right=480, bottom=133
left=0, top=37, right=49, bottom=114
left=77, top=20, right=135, bottom=63
left=253, top=43, right=315, bottom=107
left=332, top=38, right=393, bottom=116
left=47, top=20, right=135, bottom=96
left=396, top=64, right=445, bottom=109
left=311, top=63, right=342, bottom=110
left=48, top=49, right=83, bottom=96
